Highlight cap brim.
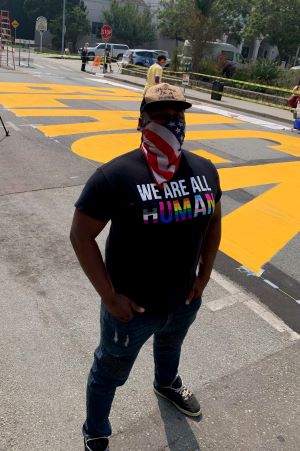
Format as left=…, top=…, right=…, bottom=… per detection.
left=141, top=100, right=192, bottom=113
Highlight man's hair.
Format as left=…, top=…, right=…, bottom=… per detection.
left=157, top=55, right=167, bottom=62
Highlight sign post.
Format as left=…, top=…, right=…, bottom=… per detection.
left=35, top=16, right=47, bottom=52
left=11, top=19, right=20, bottom=44
left=182, top=72, right=190, bottom=93
left=101, top=25, right=112, bottom=73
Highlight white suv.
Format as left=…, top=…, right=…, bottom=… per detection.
left=87, top=43, right=129, bottom=61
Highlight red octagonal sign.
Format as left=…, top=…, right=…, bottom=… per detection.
left=101, top=25, right=112, bottom=41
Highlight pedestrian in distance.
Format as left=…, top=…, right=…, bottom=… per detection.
left=103, top=48, right=113, bottom=73
left=221, top=60, right=235, bottom=78
left=288, top=79, right=300, bottom=130
left=137, top=54, right=167, bottom=131
left=143, top=54, right=167, bottom=95
left=292, top=79, right=300, bottom=97
left=81, top=42, right=89, bottom=72
left=218, top=53, right=235, bottom=79
left=70, top=82, right=222, bottom=451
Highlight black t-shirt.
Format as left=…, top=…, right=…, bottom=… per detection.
left=75, top=149, right=222, bottom=313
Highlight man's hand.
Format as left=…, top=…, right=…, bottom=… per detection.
left=185, top=275, right=209, bottom=305
left=104, top=292, right=145, bottom=322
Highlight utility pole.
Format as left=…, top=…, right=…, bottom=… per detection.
left=61, top=0, right=66, bottom=55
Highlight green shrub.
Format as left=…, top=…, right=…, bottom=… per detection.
left=234, top=64, right=253, bottom=82
left=171, top=47, right=180, bottom=72
left=250, top=59, right=279, bottom=84
left=194, top=57, right=219, bottom=76
left=273, top=68, right=300, bottom=89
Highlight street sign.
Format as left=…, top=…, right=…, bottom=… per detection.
left=182, top=73, right=190, bottom=85
left=15, top=39, right=35, bottom=45
left=101, top=25, right=112, bottom=42
left=11, top=20, right=20, bottom=29
left=35, top=16, right=47, bottom=33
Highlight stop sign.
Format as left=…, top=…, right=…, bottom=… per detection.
left=101, top=25, right=112, bottom=41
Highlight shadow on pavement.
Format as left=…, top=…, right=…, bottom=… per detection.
left=156, top=396, right=202, bottom=450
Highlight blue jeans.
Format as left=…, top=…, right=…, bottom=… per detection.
left=83, top=298, right=202, bottom=438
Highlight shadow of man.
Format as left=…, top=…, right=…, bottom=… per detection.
left=156, top=396, right=202, bottom=450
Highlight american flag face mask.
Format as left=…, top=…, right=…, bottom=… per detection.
left=140, top=118, right=186, bottom=188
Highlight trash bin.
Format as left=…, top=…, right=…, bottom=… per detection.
left=211, top=81, right=224, bottom=101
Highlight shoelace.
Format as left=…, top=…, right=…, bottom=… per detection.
left=175, top=385, right=193, bottom=400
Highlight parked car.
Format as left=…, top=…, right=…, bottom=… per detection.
left=122, top=49, right=170, bottom=68
left=79, top=43, right=129, bottom=61
left=290, top=65, right=300, bottom=71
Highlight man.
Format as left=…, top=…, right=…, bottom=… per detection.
left=221, top=60, right=235, bottom=78
left=81, top=43, right=89, bottom=72
left=143, top=54, right=167, bottom=95
left=70, top=83, right=222, bottom=451
left=103, top=48, right=112, bottom=73
left=137, top=54, right=167, bottom=131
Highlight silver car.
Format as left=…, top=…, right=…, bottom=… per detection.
left=122, top=49, right=170, bottom=68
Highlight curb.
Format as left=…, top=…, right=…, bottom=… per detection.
left=103, top=74, right=293, bottom=127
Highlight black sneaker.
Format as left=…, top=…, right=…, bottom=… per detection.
left=84, top=437, right=109, bottom=451
left=154, top=375, right=201, bottom=417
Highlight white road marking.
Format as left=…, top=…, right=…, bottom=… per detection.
left=245, top=299, right=299, bottom=341
left=208, top=271, right=299, bottom=340
left=44, top=64, right=58, bottom=70
left=5, top=121, right=20, bottom=131
left=34, top=64, right=44, bottom=68
left=263, top=279, right=279, bottom=289
left=192, top=104, right=291, bottom=130
left=62, top=67, right=72, bottom=72
left=20, top=124, right=43, bottom=127
left=211, top=269, right=240, bottom=294
left=206, top=292, right=250, bottom=311
left=86, top=77, right=142, bottom=92
left=86, top=78, right=291, bottom=131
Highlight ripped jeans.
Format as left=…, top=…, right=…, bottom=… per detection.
left=83, top=298, right=201, bottom=438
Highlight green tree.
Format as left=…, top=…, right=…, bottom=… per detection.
left=23, top=0, right=61, bottom=21
left=212, top=0, right=255, bottom=44
left=50, top=2, right=90, bottom=51
left=103, top=0, right=155, bottom=47
left=158, top=0, right=224, bottom=71
left=158, top=0, right=219, bottom=48
left=23, top=0, right=90, bottom=50
left=195, top=0, right=215, bottom=16
left=0, top=0, right=10, bottom=9
left=158, top=0, right=188, bottom=46
left=245, top=0, right=300, bottom=61
left=0, top=0, right=33, bottom=39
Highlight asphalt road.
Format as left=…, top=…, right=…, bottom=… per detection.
left=0, top=55, right=299, bottom=451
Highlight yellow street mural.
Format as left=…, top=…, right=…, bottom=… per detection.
left=219, top=162, right=300, bottom=273
left=10, top=109, right=240, bottom=138
left=1, top=82, right=299, bottom=273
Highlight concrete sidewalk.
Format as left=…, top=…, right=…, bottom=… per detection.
left=103, top=69, right=293, bottom=126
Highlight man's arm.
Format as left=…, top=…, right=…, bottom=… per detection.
left=154, top=66, right=163, bottom=84
left=70, top=209, right=144, bottom=321
left=186, top=201, right=222, bottom=303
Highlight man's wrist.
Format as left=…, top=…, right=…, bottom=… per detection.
left=197, top=271, right=211, bottom=283
left=101, top=289, right=116, bottom=306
